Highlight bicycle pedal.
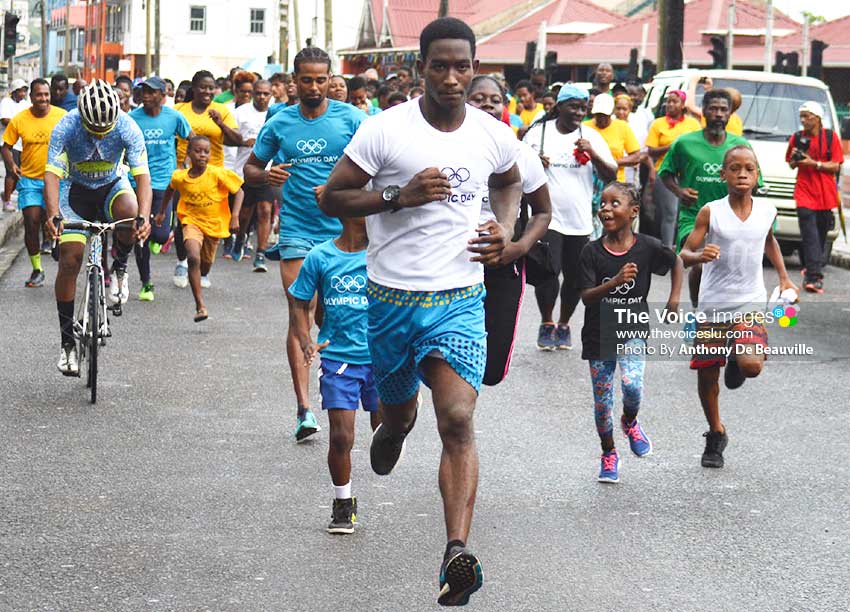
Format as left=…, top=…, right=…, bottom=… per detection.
left=111, top=304, right=123, bottom=317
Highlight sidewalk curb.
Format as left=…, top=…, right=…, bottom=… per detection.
left=0, top=211, right=24, bottom=279
left=830, top=248, right=850, bottom=270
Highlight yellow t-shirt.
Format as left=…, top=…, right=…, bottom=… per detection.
left=583, top=117, right=641, bottom=182
left=700, top=112, right=743, bottom=136
left=170, top=165, right=243, bottom=238
left=3, top=106, right=67, bottom=179
left=519, top=103, right=544, bottom=126
left=645, top=116, right=702, bottom=169
left=174, top=101, right=237, bottom=168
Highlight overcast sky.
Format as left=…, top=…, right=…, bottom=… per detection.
left=309, top=0, right=850, bottom=52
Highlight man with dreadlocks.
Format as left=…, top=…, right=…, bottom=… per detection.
left=244, top=47, right=367, bottom=444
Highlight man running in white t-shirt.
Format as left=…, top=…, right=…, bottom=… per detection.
left=322, top=18, right=522, bottom=607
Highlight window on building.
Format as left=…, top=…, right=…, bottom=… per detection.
left=249, top=8, right=265, bottom=34
left=189, top=6, right=206, bottom=33
left=106, top=4, right=123, bottom=43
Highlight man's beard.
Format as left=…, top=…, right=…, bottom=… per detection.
left=301, top=96, right=324, bottom=109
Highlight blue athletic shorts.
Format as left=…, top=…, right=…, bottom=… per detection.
left=58, top=175, right=135, bottom=244
left=319, top=358, right=378, bottom=412
left=265, top=235, right=324, bottom=261
left=17, top=176, right=45, bottom=209
left=367, top=281, right=487, bottom=405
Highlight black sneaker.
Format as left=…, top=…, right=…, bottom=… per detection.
left=724, top=356, right=745, bottom=390
left=701, top=430, right=729, bottom=468
left=438, top=546, right=483, bottom=606
left=25, top=269, right=45, bottom=288
left=327, top=497, right=357, bottom=535
left=370, top=405, right=418, bottom=475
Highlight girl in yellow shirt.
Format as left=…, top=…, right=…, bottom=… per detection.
left=155, top=135, right=244, bottom=321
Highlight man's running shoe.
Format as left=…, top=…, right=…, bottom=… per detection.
left=40, top=239, right=52, bottom=254
left=813, top=279, right=824, bottom=294
left=253, top=252, right=268, bottom=273
left=109, top=269, right=130, bottom=305
left=438, top=546, right=483, bottom=606
left=231, top=238, right=245, bottom=262
left=537, top=323, right=557, bottom=351
left=294, top=410, right=321, bottom=442
left=57, top=344, right=79, bottom=377
left=25, top=269, right=45, bottom=288
left=138, top=283, right=155, bottom=302
left=200, top=275, right=211, bottom=289
left=161, top=233, right=174, bottom=254
left=150, top=242, right=162, bottom=255
left=555, top=324, right=572, bottom=350
left=724, top=356, right=745, bottom=390
left=3, top=200, right=14, bottom=212
left=173, top=263, right=188, bottom=288
left=621, top=416, right=652, bottom=457
left=370, top=397, right=419, bottom=475
left=327, top=497, right=357, bottom=535
left=598, top=449, right=620, bottom=482
left=803, top=280, right=818, bottom=293
left=701, top=430, right=728, bottom=468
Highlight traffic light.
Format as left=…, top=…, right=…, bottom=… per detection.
left=524, top=41, right=536, bottom=77
left=785, top=51, right=800, bottom=75
left=708, top=36, right=727, bottom=69
left=641, top=59, right=657, bottom=81
left=809, top=39, right=828, bottom=80
left=3, top=12, right=19, bottom=59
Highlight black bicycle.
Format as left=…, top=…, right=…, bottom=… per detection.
left=54, top=216, right=141, bottom=403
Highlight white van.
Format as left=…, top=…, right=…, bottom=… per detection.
left=641, top=69, right=841, bottom=258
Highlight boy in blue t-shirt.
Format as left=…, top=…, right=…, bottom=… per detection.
left=289, top=215, right=380, bottom=535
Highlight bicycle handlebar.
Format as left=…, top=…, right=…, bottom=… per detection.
left=53, top=216, right=144, bottom=232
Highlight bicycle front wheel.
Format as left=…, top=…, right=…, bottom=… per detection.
left=87, top=266, right=100, bottom=404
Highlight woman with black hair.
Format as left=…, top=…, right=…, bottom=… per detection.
left=466, top=75, right=552, bottom=385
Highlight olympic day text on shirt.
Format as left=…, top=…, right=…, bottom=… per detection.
left=344, top=100, right=519, bottom=292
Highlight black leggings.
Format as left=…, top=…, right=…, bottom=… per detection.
left=134, top=189, right=167, bottom=284
left=534, top=231, right=589, bottom=322
left=483, top=259, right=525, bottom=386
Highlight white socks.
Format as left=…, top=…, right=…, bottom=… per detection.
left=334, top=482, right=352, bottom=500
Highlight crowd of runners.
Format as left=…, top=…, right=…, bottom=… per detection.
left=5, top=13, right=839, bottom=607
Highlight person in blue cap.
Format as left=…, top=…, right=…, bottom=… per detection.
left=523, top=84, right=617, bottom=350
left=129, top=76, right=193, bottom=301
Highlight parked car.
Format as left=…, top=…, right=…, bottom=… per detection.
left=641, top=69, right=842, bottom=258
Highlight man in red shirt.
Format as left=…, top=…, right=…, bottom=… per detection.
left=786, top=101, right=844, bottom=293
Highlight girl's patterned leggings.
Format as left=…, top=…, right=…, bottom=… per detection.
left=589, top=338, right=646, bottom=437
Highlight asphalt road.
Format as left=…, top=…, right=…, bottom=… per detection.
left=1, top=246, right=848, bottom=612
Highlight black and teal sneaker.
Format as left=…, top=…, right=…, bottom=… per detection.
left=438, top=546, right=483, bottom=606
left=294, top=410, right=321, bottom=443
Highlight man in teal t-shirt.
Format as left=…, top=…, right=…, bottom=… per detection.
left=244, top=46, right=366, bottom=443
left=658, top=88, right=760, bottom=307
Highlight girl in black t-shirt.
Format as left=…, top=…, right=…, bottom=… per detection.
left=579, top=182, right=683, bottom=483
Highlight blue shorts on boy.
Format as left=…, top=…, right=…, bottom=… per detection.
left=17, top=176, right=45, bottom=209
left=319, top=359, right=378, bottom=411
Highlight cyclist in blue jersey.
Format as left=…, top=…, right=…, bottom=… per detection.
left=244, top=47, right=366, bottom=442
left=44, top=80, right=152, bottom=376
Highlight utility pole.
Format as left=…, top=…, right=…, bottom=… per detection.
left=63, top=0, right=70, bottom=73
left=145, top=0, right=151, bottom=76
left=439, top=0, right=449, bottom=18
left=764, top=0, right=773, bottom=72
left=278, top=0, right=290, bottom=69
left=726, top=0, right=735, bottom=70
left=8, top=0, right=14, bottom=82
left=292, top=0, right=301, bottom=51
left=658, top=0, right=684, bottom=70
left=324, top=0, right=334, bottom=70
left=40, top=0, right=48, bottom=77
left=801, top=18, right=809, bottom=77
left=154, top=0, right=160, bottom=75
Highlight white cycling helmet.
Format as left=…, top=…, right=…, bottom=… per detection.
left=77, top=79, right=121, bottom=133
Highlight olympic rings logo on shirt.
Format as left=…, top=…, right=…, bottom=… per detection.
left=330, top=274, right=366, bottom=292
left=441, top=167, right=471, bottom=188
left=296, top=138, right=328, bottom=155
left=703, top=162, right=722, bottom=175
left=144, top=128, right=164, bottom=139
left=603, top=276, right=636, bottom=295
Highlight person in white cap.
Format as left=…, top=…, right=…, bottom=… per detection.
left=1, top=78, right=31, bottom=212
left=785, top=100, right=844, bottom=294
left=584, top=93, right=641, bottom=183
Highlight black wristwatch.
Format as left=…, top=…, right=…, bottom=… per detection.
left=382, top=185, right=401, bottom=212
